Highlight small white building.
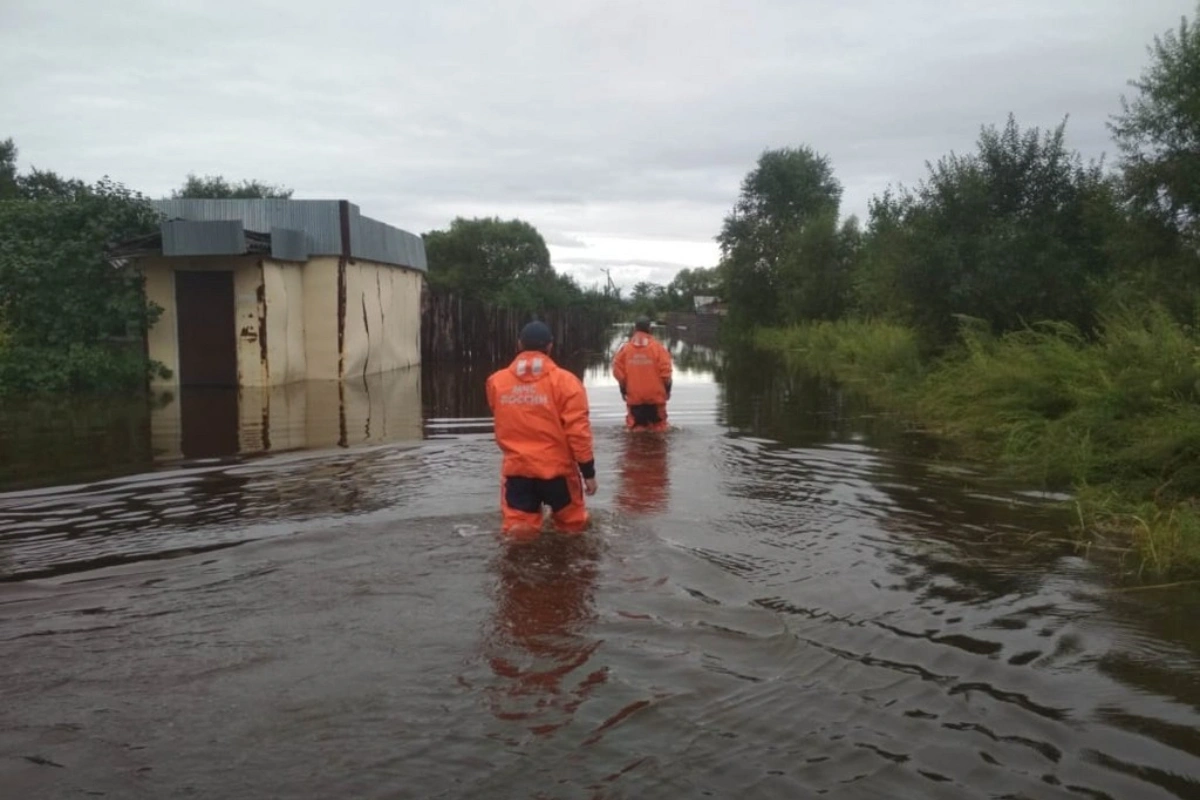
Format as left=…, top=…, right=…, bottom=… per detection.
left=693, top=295, right=727, bottom=315
left=114, top=199, right=427, bottom=388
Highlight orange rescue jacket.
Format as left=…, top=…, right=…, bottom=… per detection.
left=486, top=351, right=595, bottom=480
left=612, top=331, right=673, bottom=405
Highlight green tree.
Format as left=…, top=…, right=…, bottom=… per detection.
left=0, top=138, right=17, bottom=200
left=665, top=266, right=720, bottom=311
left=1107, top=6, right=1200, bottom=316
left=625, top=280, right=672, bottom=318
left=1111, top=8, right=1200, bottom=242
left=856, top=116, right=1116, bottom=344
left=17, top=168, right=87, bottom=200
left=423, top=216, right=557, bottom=306
left=777, top=212, right=861, bottom=322
left=0, top=139, right=90, bottom=201
left=495, top=269, right=590, bottom=311
left=853, top=191, right=915, bottom=322
left=628, top=280, right=656, bottom=310
left=0, top=158, right=165, bottom=393
left=717, top=147, right=842, bottom=328
left=173, top=173, right=293, bottom=199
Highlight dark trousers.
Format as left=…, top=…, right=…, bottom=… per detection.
left=628, top=404, right=662, bottom=427
left=500, top=474, right=589, bottom=536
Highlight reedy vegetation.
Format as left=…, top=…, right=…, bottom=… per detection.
left=736, top=11, right=1200, bottom=578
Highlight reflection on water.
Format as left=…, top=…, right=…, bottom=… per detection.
left=422, top=359, right=494, bottom=423
left=0, top=367, right=426, bottom=580
left=615, top=431, right=671, bottom=514
left=715, top=345, right=926, bottom=454
left=0, top=368, right=424, bottom=492
left=3, top=330, right=1200, bottom=799
left=484, top=536, right=606, bottom=738
left=667, top=335, right=725, bottom=375
left=0, top=393, right=157, bottom=490
left=175, top=387, right=239, bottom=458
left=152, top=368, right=423, bottom=461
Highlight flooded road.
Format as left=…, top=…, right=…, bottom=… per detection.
left=3, top=332, right=1200, bottom=799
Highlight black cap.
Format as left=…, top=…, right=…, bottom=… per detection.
left=634, top=316, right=652, bottom=332
left=519, top=320, right=553, bottom=351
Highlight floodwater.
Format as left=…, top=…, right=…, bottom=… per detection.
left=3, top=331, right=1200, bottom=799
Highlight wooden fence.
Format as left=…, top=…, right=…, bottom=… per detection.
left=421, top=288, right=617, bottom=364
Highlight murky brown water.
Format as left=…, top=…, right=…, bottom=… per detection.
left=3, top=331, right=1200, bottom=799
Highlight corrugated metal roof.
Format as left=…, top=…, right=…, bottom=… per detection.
left=269, top=227, right=309, bottom=262
left=149, top=199, right=426, bottom=271
left=353, top=215, right=427, bottom=271
left=158, top=220, right=272, bottom=257
left=161, top=220, right=248, bottom=256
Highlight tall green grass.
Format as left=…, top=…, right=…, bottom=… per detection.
left=755, top=319, right=923, bottom=391
left=757, top=306, right=1200, bottom=578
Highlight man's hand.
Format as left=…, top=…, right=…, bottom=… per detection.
left=584, top=478, right=598, bottom=496
left=618, top=383, right=627, bottom=401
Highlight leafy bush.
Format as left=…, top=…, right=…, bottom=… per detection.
left=0, top=344, right=169, bottom=394
left=0, top=143, right=166, bottom=395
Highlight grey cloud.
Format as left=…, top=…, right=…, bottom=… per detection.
left=556, top=262, right=686, bottom=293
left=554, top=257, right=707, bottom=271
left=2, top=0, right=1193, bottom=275
left=543, top=232, right=588, bottom=248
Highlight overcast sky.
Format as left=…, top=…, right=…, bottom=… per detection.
left=1, top=0, right=1193, bottom=290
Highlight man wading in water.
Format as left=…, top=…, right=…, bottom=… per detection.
left=486, top=321, right=598, bottom=540
left=612, top=315, right=674, bottom=432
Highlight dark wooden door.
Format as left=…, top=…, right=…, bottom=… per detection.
left=175, top=271, right=237, bottom=387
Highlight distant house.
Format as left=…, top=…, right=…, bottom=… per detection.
left=693, top=295, right=727, bottom=316
left=112, top=199, right=427, bottom=388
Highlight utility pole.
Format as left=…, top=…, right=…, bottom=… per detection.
left=602, top=268, right=618, bottom=299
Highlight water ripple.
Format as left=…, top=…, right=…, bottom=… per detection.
left=2, top=346, right=1200, bottom=798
